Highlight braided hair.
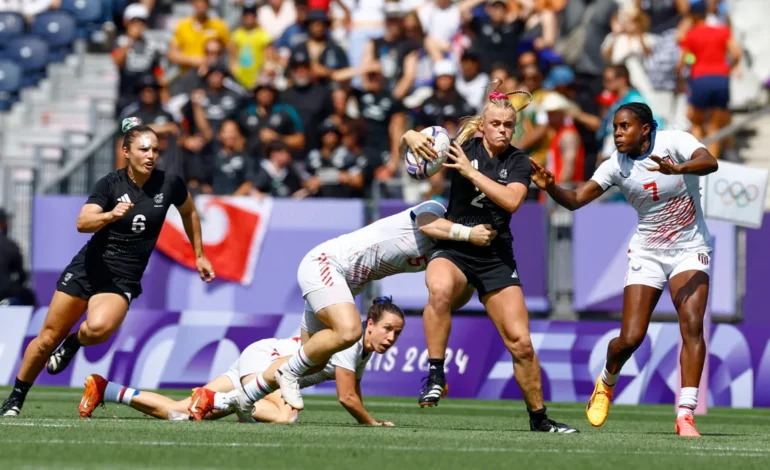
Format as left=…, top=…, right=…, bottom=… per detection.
left=121, top=117, right=158, bottom=150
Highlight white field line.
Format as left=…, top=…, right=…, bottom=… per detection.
left=0, top=422, right=73, bottom=427
left=0, top=438, right=768, bottom=458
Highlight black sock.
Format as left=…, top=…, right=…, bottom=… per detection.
left=63, top=333, right=83, bottom=351
left=428, top=359, right=445, bottom=382
left=11, top=378, right=32, bottom=400
left=528, top=407, right=548, bottom=427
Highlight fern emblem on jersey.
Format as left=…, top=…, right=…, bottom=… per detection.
left=499, top=169, right=508, bottom=179
left=154, top=193, right=163, bottom=204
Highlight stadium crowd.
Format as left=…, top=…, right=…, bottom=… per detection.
left=0, top=0, right=745, bottom=205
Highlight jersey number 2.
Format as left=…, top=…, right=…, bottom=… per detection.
left=471, top=193, right=486, bottom=208
left=132, top=214, right=146, bottom=233
left=643, top=182, right=660, bottom=201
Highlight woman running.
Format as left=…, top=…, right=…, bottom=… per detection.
left=0, top=117, right=215, bottom=417
left=191, top=200, right=495, bottom=413
left=531, top=102, right=718, bottom=437
left=401, top=88, right=578, bottom=433
left=183, top=297, right=405, bottom=426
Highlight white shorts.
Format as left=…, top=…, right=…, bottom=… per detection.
left=224, top=339, right=283, bottom=389
left=296, top=248, right=354, bottom=316
left=624, top=247, right=711, bottom=290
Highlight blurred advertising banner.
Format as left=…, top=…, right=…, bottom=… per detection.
left=572, top=203, right=736, bottom=315
left=32, top=196, right=365, bottom=314
left=376, top=200, right=549, bottom=312
left=1, top=307, right=768, bottom=408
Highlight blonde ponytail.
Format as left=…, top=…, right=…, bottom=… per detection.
left=455, top=115, right=483, bottom=146
left=453, top=78, right=533, bottom=146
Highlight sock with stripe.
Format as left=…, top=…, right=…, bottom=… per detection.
left=601, top=362, right=619, bottom=387
left=281, top=346, right=316, bottom=376
left=677, top=387, right=698, bottom=417
left=242, top=373, right=276, bottom=404
left=104, top=381, right=138, bottom=406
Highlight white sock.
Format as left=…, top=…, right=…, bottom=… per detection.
left=281, top=346, right=316, bottom=376
left=242, top=373, right=276, bottom=403
left=601, top=364, right=619, bottom=387
left=213, top=391, right=230, bottom=411
left=678, top=387, right=698, bottom=417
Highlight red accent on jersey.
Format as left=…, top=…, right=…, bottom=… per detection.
left=644, top=196, right=696, bottom=248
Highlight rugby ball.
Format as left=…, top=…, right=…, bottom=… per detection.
left=405, top=126, right=450, bottom=180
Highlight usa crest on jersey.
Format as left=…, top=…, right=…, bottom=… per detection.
left=698, top=253, right=709, bottom=266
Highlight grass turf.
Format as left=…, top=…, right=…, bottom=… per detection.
left=0, top=386, right=768, bottom=469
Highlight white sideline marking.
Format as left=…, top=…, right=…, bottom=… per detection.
left=0, top=439, right=768, bottom=458
left=0, top=422, right=73, bottom=427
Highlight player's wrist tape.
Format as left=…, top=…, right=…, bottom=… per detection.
left=449, top=224, right=472, bottom=242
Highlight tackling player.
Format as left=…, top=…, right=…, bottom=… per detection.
left=192, top=200, right=496, bottom=413
left=178, top=297, right=405, bottom=426
left=531, top=103, right=718, bottom=437
left=0, top=118, right=215, bottom=417
left=401, top=88, right=578, bottom=433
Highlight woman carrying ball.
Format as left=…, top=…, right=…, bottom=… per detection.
left=401, top=88, right=578, bottom=433
left=531, top=103, right=718, bottom=437
left=0, top=118, right=215, bottom=417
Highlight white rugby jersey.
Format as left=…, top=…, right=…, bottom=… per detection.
left=591, top=130, right=710, bottom=251
left=315, top=200, right=447, bottom=295
left=298, top=331, right=371, bottom=388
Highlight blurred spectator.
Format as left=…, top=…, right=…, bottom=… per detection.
left=274, top=0, right=310, bottom=64
left=542, top=92, right=584, bottom=185
left=402, top=11, right=435, bottom=92
left=169, top=38, right=247, bottom=101
left=602, top=4, right=655, bottom=99
left=416, top=0, right=482, bottom=58
left=328, top=87, right=357, bottom=128
left=305, top=119, right=366, bottom=198
left=296, top=9, right=350, bottom=83
left=679, top=0, right=741, bottom=158
left=416, top=60, right=475, bottom=129
left=259, top=0, right=298, bottom=39
left=251, top=141, right=306, bottom=197
left=489, top=62, right=519, bottom=94
left=466, top=0, right=525, bottom=74
left=518, top=0, right=560, bottom=55
left=0, top=0, right=60, bottom=20
left=455, top=47, right=489, bottom=111
left=543, top=64, right=576, bottom=100
left=116, top=75, right=179, bottom=169
left=513, top=64, right=550, bottom=166
left=184, top=64, right=246, bottom=139
left=362, top=3, right=418, bottom=101
left=229, top=4, right=274, bottom=90
left=168, top=0, right=230, bottom=73
left=280, top=49, right=334, bottom=156
left=112, top=3, right=166, bottom=114
left=203, top=120, right=256, bottom=196
left=0, top=208, right=33, bottom=307
left=355, top=67, right=407, bottom=182
left=236, top=79, right=305, bottom=157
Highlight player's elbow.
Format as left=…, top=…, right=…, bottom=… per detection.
left=76, top=218, right=93, bottom=233
left=707, top=158, right=719, bottom=174
left=338, top=393, right=359, bottom=409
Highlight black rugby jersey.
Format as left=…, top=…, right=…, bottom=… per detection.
left=78, top=168, right=188, bottom=281
left=437, top=137, right=530, bottom=258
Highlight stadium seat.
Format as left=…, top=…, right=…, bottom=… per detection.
left=0, top=12, right=25, bottom=47
left=61, top=0, right=104, bottom=39
left=31, top=11, right=78, bottom=63
left=5, top=36, right=50, bottom=88
left=0, top=59, right=22, bottom=111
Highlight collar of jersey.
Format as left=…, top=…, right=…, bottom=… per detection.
left=619, top=126, right=657, bottom=161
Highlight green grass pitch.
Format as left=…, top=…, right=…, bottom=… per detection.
left=1, top=387, right=768, bottom=469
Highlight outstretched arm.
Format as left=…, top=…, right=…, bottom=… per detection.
left=177, top=193, right=216, bottom=282
left=649, top=148, right=718, bottom=176
left=335, top=367, right=393, bottom=426
left=531, top=159, right=605, bottom=211
left=415, top=212, right=497, bottom=247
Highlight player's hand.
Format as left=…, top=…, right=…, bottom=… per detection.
left=469, top=224, right=498, bottom=247
left=371, top=420, right=395, bottom=427
left=109, top=202, right=134, bottom=221
left=403, top=130, right=437, bottom=162
left=443, top=142, right=476, bottom=179
left=648, top=155, right=681, bottom=175
left=196, top=256, right=216, bottom=282
left=529, top=158, right=555, bottom=190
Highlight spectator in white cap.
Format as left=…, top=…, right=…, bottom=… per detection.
left=540, top=92, right=584, bottom=188
left=416, top=59, right=475, bottom=136
left=112, top=2, right=167, bottom=114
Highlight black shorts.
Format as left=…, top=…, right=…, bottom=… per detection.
left=56, top=256, right=142, bottom=305
left=429, top=248, right=521, bottom=298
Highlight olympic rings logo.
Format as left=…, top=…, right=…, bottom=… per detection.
left=714, top=179, right=759, bottom=207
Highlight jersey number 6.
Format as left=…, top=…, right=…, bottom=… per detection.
left=643, top=182, right=660, bottom=202
left=132, top=214, right=146, bottom=233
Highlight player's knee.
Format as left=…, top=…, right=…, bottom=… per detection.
left=507, top=334, right=535, bottom=362
left=35, top=328, right=64, bottom=355
left=618, top=330, right=646, bottom=353
left=679, top=312, right=704, bottom=342
left=80, top=318, right=116, bottom=344
left=426, top=281, right=455, bottom=312
left=336, top=320, right=363, bottom=346
left=274, top=409, right=299, bottom=424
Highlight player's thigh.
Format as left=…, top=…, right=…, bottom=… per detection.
left=85, top=293, right=130, bottom=336
left=202, top=375, right=237, bottom=393
left=449, top=285, right=476, bottom=311
left=254, top=390, right=298, bottom=424
left=481, top=285, right=531, bottom=345
left=622, top=250, right=665, bottom=339
left=297, top=251, right=357, bottom=333
left=425, top=255, right=468, bottom=303
left=37, top=291, right=88, bottom=343
left=668, top=251, right=710, bottom=316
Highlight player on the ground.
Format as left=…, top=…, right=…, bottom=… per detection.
left=401, top=88, right=578, bottom=433
left=531, top=103, right=718, bottom=437
left=192, top=199, right=495, bottom=413
left=181, top=297, right=405, bottom=426
left=0, top=118, right=215, bottom=417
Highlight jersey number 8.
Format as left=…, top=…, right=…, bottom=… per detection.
left=132, top=214, right=146, bottom=233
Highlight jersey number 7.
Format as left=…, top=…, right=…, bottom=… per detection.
left=643, top=182, right=660, bottom=202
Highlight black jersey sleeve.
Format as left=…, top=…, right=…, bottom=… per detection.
left=505, top=149, right=532, bottom=188
left=85, top=175, right=114, bottom=210
left=171, top=173, right=189, bottom=207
